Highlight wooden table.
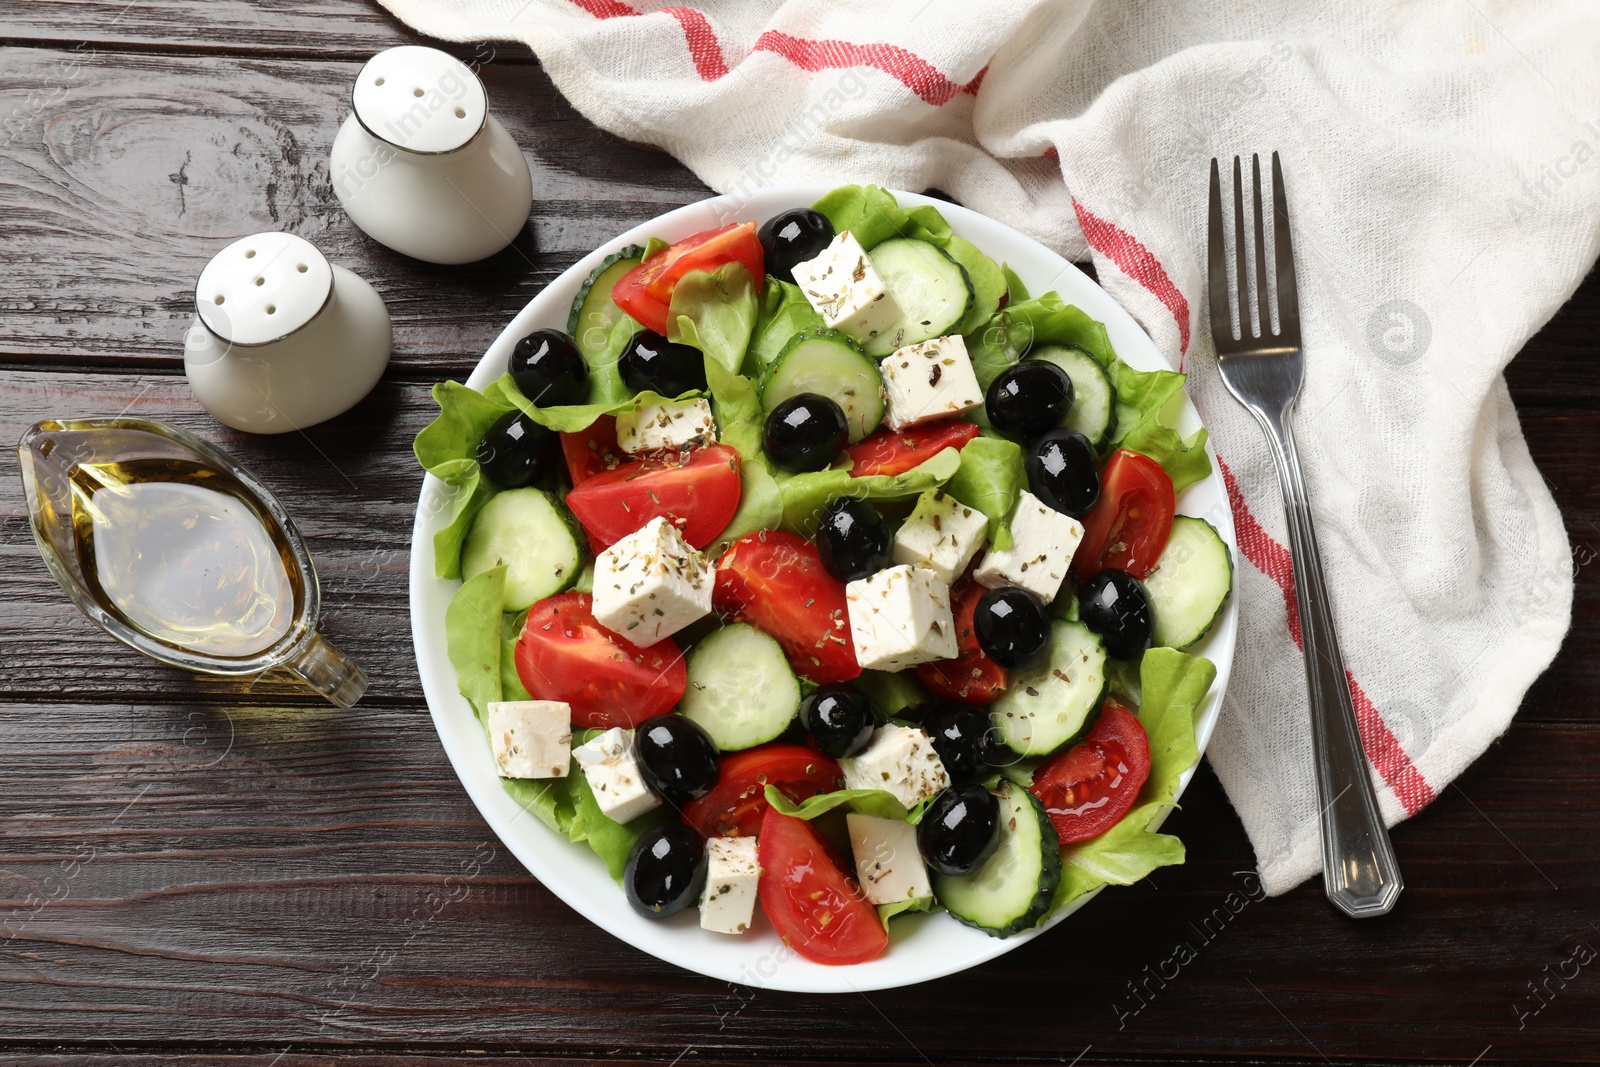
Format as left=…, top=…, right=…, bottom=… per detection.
left=2, top=4, right=1596, bottom=1064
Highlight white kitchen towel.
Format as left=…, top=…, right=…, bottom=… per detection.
left=376, top=0, right=1596, bottom=894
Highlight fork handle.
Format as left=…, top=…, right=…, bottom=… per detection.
left=1255, top=408, right=1405, bottom=918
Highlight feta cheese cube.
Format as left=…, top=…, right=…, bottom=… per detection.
left=615, top=398, right=716, bottom=455
left=847, top=813, right=932, bottom=905
left=486, top=700, right=572, bottom=779
left=891, top=489, right=990, bottom=585
left=592, top=515, right=713, bottom=645
left=881, top=335, right=983, bottom=431
left=791, top=230, right=903, bottom=345
left=572, top=727, right=661, bottom=824
left=972, top=490, right=1085, bottom=604
left=840, top=724, right=951, bottom=809
left=698, top=836, right=761, bottom=934
left=845, top=564, right=958, bottom=672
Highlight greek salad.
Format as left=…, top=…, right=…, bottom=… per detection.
left=415, top=185, right=1232, bottom=966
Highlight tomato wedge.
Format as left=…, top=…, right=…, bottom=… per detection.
left=1028, top=701, right=1151, bottom=844
left=560, top=416, right=627, bottom=486
left=681, top=743, right=843, bottom=839
left=611, top=222, right=764, bottom=335
left=713, top=531, right=860, bottom=684
left=565, top=443, right=741, bottom=551
left=914, top=575, right=1007, bottom=704
left=1072, top=449, right=1176, bottom=580
left=514, top=593, right=687, bottom=729
left=843, top=419, right=981, bottom=478
left=757, top=806, right=888, bottom=965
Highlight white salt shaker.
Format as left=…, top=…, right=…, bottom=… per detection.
left=184, top=232, right=392, bottom=434
left=330, top=46, right=533, bottom=264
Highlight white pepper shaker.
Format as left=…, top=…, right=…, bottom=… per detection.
left=330, top=45, right=533, bottom=264
left=184, top=232, right=392, bottom=434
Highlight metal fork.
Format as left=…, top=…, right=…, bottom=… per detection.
left=1206, top=152, right=1403, bottom=918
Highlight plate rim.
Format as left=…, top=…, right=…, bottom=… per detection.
left=408, top=184, right=1238, bottom=993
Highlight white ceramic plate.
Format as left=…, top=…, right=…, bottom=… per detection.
left=410, top=186, right=1238, bottom=993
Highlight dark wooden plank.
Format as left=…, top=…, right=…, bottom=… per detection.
left=0, top=0, right=510, bottom=62
left=0, top=689, right=1593, bottom=1061
left=0, top=47, right=709, bottom=374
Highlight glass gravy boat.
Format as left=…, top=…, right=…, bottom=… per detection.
left=17, top=416, right=367, bottom=706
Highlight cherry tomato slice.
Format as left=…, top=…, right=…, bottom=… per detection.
left=612, top=223, right=764, bottom=335
left=559, top=416, right=628, bottom=487
left=514, top=593, right=686, bottom=729
left=914, top=575, right=1008, bottom=704
left=681, top=743, right=843, bottom=839
left=843, top=419, right=981, bottom=478
left=565, top=443, right=741, bottom=551
left=757, top=806, right=888, bottom=966
left=713, top=531, right=860, bottom=684
left=1028, top=701, right=1151, bottom=844
left=1072, top=449, right=1176, bottom=581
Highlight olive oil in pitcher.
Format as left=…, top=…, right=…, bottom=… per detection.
left=19, top=418, right=367, bottom=706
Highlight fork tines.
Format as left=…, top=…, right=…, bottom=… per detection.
left=1207, top=152, right=1300, bottom=354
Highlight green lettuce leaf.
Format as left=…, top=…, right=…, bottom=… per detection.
left=853, top=668, right=934, bottom=719
left=966, top=294, right=1117, bottom=389
left=1047, top=648, right=1216, bottom=914
left=1001, top=263, right=1030, bottom=304
left=812, top=184, right=952, bottom=250
left=763, top=784, right=935, bottom=825
left=944, top=436, right=1026, bottom=551
left=966, top=292, right=1211, bottom=492
left=946, top=235, right=1006, bottom=337
left=582, top=314, right=640, bottom=406
left=428, top=459, right=496, bottom=581
left=501, top=775, right=580, bottom=839
left=414, top=380, right=513, bottom=469
left=501, top=609, right=531, bottom=701
left=750, top=278, right=824, bottom=367
left=485, top=372, right=688, bottom=434
left=669, top=262, right=759, bottom=376
left=779, top=446, right=963, bottom=537
left=703, top=355, right=783, bottom=553
left=877, top=895, right=938, bottom=930
left=446, top=566, right=506, bottom=720
left=414, top=381, right=517, bottom=579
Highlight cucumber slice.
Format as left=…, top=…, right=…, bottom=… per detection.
left=1029, top=344, right=1117, bottom=451
left=761, top=328, right=885, bottom=442
left=1144, top=516, right=1233, bottom=649
left=934, top=780, right=1060, bottom=937
left=567, top=245, right=644, bottom=363
left=460, top=488, right=583, bottom=612
left=676, top=623, right=801, bottom=751
left=863, top=238, right=974, bottom=357
left=990, top=619, right=1109, bottom=756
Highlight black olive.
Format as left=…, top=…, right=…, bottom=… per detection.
left=1078, top=568, right=1154, bottom=659
left=509, top=328, right=589, bottom=407
left=1026, top=428, right=1101, bottom=517
left=921, top=703, right=1001, bottom=782
left=972, top=586, right=1051, bottom=671
left=475, top=410, right=559, bottom=488
left=917, top=784, right=1001, bottom=875
left=757, top=209, right=836, bottom=283
left=814, top=497, right=892, bottom=583
left=619, top=330, right=708, bottom=397
left=985, top=362, right=1073, bottom=442
left=634, top=715, right=720, bottom=804
left=624, top=824, right=707, bottom=918
left=799, top=683, right=876, bottom=758
left=762, top=393, right=849, bottom=473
